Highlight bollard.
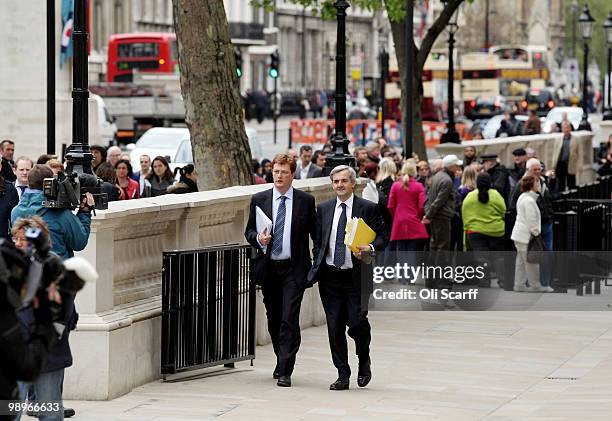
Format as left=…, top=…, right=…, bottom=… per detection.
left=288, top=127, right=292, bottom=149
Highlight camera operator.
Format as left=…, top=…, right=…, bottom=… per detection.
left=11, top=217, right=69, bottom=420
left=11, top=165, right=93, bottom=261
left=0, top=237, right=61, bottom=420
left=11, top=165, right=93, bottom=420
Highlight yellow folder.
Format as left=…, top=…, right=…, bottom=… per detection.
left=344, top=217, right=376, bottom=253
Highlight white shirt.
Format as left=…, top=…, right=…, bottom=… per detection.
left=300, top=163, right=311, bottom=180
left=326, top=194, right=354, bottom=269
left=270, top=187, right=293, bottom=260
left=15, top=181, right=28, bottom=200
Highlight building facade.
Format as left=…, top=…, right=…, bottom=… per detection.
left=453, top=0, right=566, bottom=63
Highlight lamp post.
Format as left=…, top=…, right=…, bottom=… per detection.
left=323, top=1, right=355, bottom=175
left=65, top=0, right=94, bottom=175
left=404, top=0, right=414, bottom=158
left=379, top=47, right=389, bottom=139
left=603, top=12, right=612, bottom=121
left=440, top=6, right=460, bottom=144
left=578, top=4, right=595, bottom=131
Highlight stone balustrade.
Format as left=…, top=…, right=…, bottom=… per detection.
left=65, top=177, right=361, bottom=400
left=598, top=121, right=612, bottom=146
left=436, top=131, right=597, bottom=186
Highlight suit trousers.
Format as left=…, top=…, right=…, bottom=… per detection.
left=429, top=217, right=451, bottom=251
left=318, top=265, right=371, bottom=379
left=261, top=260, right=304, bottom=376
left=555, top=160, right=576, bottom=193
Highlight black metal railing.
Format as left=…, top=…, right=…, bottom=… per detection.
left=554, top=175, right=612, bottom=201
left=161, top=244, right=255, bottom=377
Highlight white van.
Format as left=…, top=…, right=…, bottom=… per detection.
left=91, top=94, right=118, bottom=146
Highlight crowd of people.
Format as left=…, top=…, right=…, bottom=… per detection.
left=251, top=124, right=598, bottom=293
left=0, top=141, right=199, bottom=240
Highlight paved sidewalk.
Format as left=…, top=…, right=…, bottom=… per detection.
left=57, top=311, right=612, bottom=420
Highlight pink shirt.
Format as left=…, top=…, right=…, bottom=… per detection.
left=387, top=178, right=429, bottom=241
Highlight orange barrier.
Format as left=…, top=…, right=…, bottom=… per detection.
left=290, top=119, right=468, bottom=149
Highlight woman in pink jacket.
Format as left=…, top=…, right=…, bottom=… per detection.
left=387, top=161, right=429, bottom=252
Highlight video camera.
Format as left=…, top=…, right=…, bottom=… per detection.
left=43, top=171, right=108, bottom=211
left=0, top=229, right=87, bottom=322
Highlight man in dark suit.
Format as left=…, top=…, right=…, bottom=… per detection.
left=294, top=145, right=323, bottom=179
left=244, top=153, right=316, bottom=387
left=308, top=165, right=388, bottom=390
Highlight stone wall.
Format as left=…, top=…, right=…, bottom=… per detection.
left=435, top=131, right=597, bottom=186
left=66, top=177, right=360, bottom=400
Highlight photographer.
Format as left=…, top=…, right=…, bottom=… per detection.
left=10, top=165, right=92, bottom=261
left=0, top=233, right=61, bottom=420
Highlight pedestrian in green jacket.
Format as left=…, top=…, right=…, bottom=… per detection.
left=461, top=172, right=506, bottom=251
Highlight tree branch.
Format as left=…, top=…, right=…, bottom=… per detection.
left=416, top=0, right=464, bottom=72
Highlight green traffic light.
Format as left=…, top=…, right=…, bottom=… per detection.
left=269, top=69, right=278, bottom=79
left=236, top=68, right=242, bottom=78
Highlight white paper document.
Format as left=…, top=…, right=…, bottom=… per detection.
left=255, top=206, right=273, bottom=252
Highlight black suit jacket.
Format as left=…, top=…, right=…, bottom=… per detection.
left=308, top=195, right=388, bottom=292
left=244, top=187, right=316, bottom=289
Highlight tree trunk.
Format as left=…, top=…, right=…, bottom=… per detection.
left=172, top=0, right=253, bottom=190
left=390, top=20, right=426, bottom=161
left=388, top=0, right=464, bottom=161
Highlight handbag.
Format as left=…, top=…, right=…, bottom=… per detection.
left=527, top=235, right=546, bottom=263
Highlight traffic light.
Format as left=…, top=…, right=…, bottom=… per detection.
left=269, top=51, right=279, bottom=79
left=234, top=48, right=242, bottom=78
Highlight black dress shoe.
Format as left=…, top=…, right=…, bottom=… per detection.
left=273, top=370, right=280, bottom=379
left=329, top=377, right=349, bottom=390
left=277, top=375, right=291, bottom=387
left=357, top=358, right=372, bottom=387
left=64, top=407, right=76, bottom=418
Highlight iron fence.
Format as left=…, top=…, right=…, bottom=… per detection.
left=161, top=244, right=255, bottom=377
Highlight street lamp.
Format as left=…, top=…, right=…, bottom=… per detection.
left=578, top=4, right=595, bottom=131
left=440, top=5, right=460, bottom=144
left=603, top=12, right=612, bottom=121
left=323, top=1, right=355, bottom=175
left=65, top=0, right=94, bottom=175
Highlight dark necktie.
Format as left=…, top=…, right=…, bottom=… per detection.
left=18, top=186, right=26, bottom=196
left=271, top=196, right=287, bottom=256
left=333, top=203, right=347, bottom=268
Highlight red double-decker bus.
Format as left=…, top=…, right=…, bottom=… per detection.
left=107, top=33, right=178, bottom=82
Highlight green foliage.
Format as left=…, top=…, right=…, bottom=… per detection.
left=564, top=0, right=610, bottom=79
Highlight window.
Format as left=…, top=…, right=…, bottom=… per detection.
left=170, top=40, right=178, bottom=61
left=118, top=43, right=159, bottom=58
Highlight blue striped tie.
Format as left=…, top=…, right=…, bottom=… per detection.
left=271, top=196, right=287, bottom=256
left=333, top=203, right=347, bottom=267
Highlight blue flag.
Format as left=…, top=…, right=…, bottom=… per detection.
left=60, top=0, right=74, bottom=68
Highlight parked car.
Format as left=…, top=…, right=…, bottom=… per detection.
left=519, top=88, right=556, bottom=117
left=466, top=96, right=506, bottom=120
left=129, top=126, right=261, bottom=173
left=542, top=107, right=585, bottom=133
left=346, top=97, right=377, bottom=120
left=481, top=114, right=529, bottom=139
